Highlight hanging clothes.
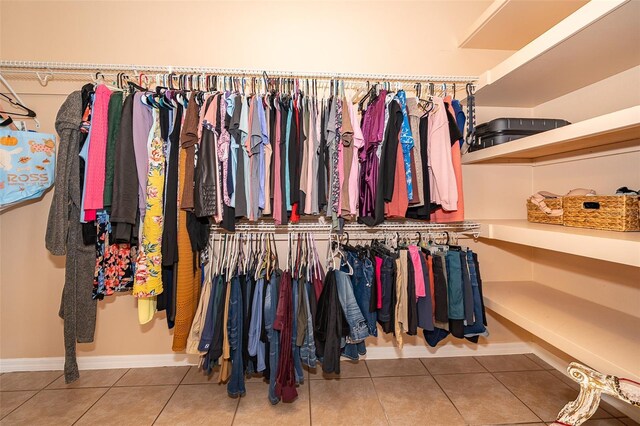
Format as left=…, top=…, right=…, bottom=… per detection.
left=45, top=91, right=97, bottom=384
left=46, top=76, right=475, bottom=387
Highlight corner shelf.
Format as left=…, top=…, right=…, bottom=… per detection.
left=458, top=0, right=587, bottom=50
left=473, top=0, right=640, bottom=107
left=462, top=106, right=640, bottom=164
left=478, top=220, right=640, bottom=267
left=483, top=281, right=640, bottom=381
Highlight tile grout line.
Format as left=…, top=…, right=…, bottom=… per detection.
left=229, top=388, right=241, bottom=426
left=495, top=369, right=618, bottom=422
left=111, top=367, right=132, bottom=387
left=430, top=372, right=469, bottom=424
left=368, top=376, right=391, bottom=426
left=489, top=370, right=546, bottom=423
left=70, top=368, right=130, bottom=426
left=151, top=367, right=191, bottom=425
left=72, top=369, right=130, bottom=425
left=0, top=372, right=64, bottom=420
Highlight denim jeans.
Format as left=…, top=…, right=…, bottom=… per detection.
left=345, top=252, right=377, bottom=336
left=334, top=270, right=369, bottom=342
left=341, top=252, right=377, bottom=360
left=227, top=276, right=246, bottom=397
left=300, top=280, right=317, bottom=368
left=197, top=275, right=219, bottom=353
left=379, top=256, right=395, bottom=322
left=291, top=279, right=304, bottom=384
left=464, top=250, right=489, bottom=337
left=265, top=272, right=280, bottom=404
left=248, top=277, right=266, bottom=372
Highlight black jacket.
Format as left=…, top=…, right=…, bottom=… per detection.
left=314, top=270, right=349, bottom=374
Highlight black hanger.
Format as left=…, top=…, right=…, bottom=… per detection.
left=444, top=231, right=462, bottom=251
left=357, top=81, right=375, bottom=112
left=0, top=92, right=36, bottom=118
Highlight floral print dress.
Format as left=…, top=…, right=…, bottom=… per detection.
left=133, top=110, right=166, bottom=299
left=93, top=211, right=135, bottom=299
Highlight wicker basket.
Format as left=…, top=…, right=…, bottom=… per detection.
left=562, top=195, right=640, bottom=231
left=527, top=197, right=563, bottom=225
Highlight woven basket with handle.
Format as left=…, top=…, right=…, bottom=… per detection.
left=563, top=195, right=640, bottom=231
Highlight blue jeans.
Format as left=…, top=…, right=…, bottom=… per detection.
left=345, top=252, right=377, bottom=336
left=379, top=256, right=395, bottom=322
left=197, top=275, right=218, bottom=353
left=248, top=277, right=266, bottom=372
left=291, top=279, right=304, bottom=384
left=300, top=280, right=317, bottom=368
left=265, top=272, right=280, bottom=404
left=334, top=270, right=369, bottom=342
left=464, top=250, right=489, bottom=337
left=227, top=276, right=246, bottom=397
left=341, top=252, right=376, bottom=360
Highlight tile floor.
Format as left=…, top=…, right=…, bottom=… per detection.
left=0, top=354, right=637, bottom=425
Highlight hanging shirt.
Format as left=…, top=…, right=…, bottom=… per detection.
left=396, top=90, right=415, bottom=200
left=239, top=95, right=250, bottom=217
left=257, top=96, right=269, bottom=211
left=433, top=97, right=464, bottom=222
left=263, top=95, right=273, bottom=215
left=228, top=94, right=240, bottom=207
left=273, top=97, right=283, bottom=224
left=83, top=84, right=112, bottom=221
left=284, top=99, right=293, bottom=211
left=428, top=97, right=457, bottom=211
left=405, top=97, right=424, bottom=208
left=347, top=101, right=364, bottom=217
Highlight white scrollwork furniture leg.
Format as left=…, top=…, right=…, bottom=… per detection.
left=553, top=362, right=640, bottom=426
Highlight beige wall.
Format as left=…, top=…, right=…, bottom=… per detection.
left=0, top=0, right=535, bottom=360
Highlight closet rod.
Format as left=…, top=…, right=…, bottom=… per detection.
left=0, top=60, right=478, bottom=84
left=212, top=221, right=481, bottom=237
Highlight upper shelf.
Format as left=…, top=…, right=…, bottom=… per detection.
left=459, top=0, right=587, bottom=51
left=478, top=219, right=640, bottom=267
left=473, top=0, right=640, bottom=107
left=462, top=106, right=640, bottom=164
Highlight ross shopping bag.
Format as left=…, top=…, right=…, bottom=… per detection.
left=0, top=130, right=56, bottom=209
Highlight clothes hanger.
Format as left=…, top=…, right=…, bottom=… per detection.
left=213, top=233, right=222, bottom=276
left=0, top=73, right=39, bottom=128
left=0, top=92, right=36, bottom=119
left=299, top=233, right=307, bottom=281
left=270, top=233, right=278, bottom=274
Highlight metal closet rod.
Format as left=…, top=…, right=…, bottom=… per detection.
left=0, top=60, right=478, bottom=84
left=212, top=221, right=481, bottom=236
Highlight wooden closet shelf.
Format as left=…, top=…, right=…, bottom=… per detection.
left=462, top=106, right=640, bottom=164
left=483, top=281, right=640, bottom=381
left=472, top=0, right=640, bottom=107
left=477, top=220, right=640, bottom=267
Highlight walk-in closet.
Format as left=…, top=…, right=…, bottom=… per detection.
left=0, top=1, right=638, bottom=425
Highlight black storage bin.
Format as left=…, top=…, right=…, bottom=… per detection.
left=469, top=118, right=570, bottom=152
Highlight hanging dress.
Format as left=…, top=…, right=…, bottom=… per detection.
left=133, top=108, right=166, bottom=324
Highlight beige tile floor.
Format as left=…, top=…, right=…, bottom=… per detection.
left=0, top=354, right=637, bottom=426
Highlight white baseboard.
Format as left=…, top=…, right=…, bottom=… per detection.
left=363, top=342, right=533, bottom=359
left=0, top=342, right=531, bottom=373
left=0, top=353, right=201, bottom=373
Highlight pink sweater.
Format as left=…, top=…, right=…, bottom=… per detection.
left=83, top=84, right=112, bottom=220
left=427, top=97, right=458, bottom=212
